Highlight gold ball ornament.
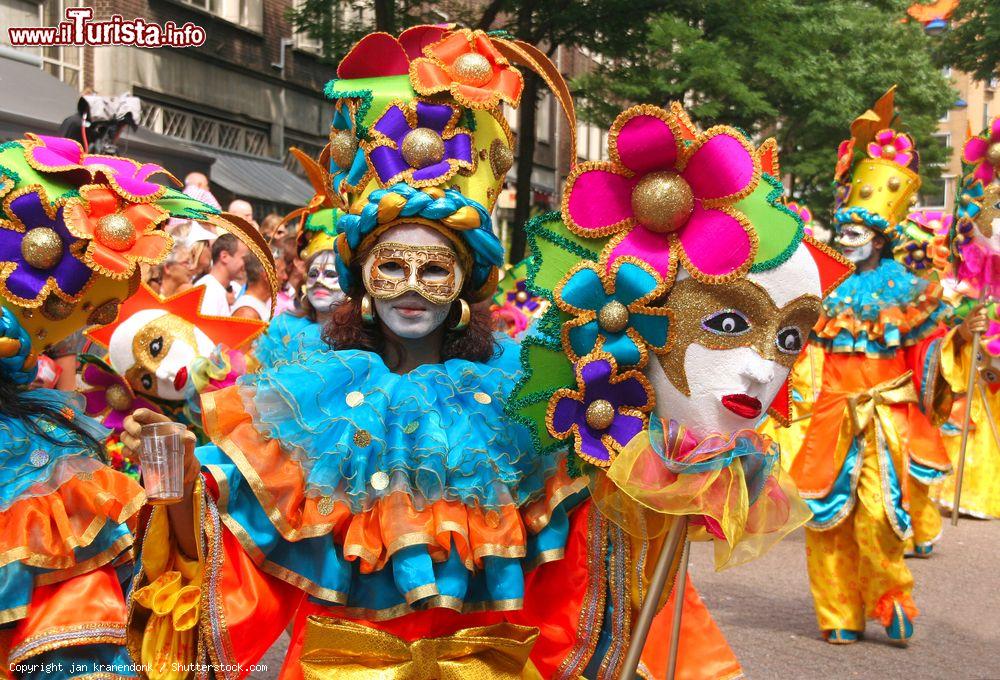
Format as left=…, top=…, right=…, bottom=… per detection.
left=21, top=227, right=63, bottom=270
left=630, top=171, right=694, bottom=233
left=452, top=52, right=493, bottom=86
left=105, top=383, right=133, bottom=412
left=986, top=142, right=1000, bottom=168
left=911, top=249, right=926, bottom=262
left=859, top=184, right=874, bottom=199
left=95, top=213, right=137, bottom=251
left=41, top=295, right=74, bottom=320
left=401, top=128, right=446, bottom=169
left=585, top=399, right=616, bottom=431
left=515, top=290, right=529, bottom=303
left=329, top=130, right=358, bottom=170
left=882, top=144, right=897, bottom=159
left=597, top=300, right=629, bottom=333
left=887, top=176, right=901, bottom=192
left=909, top=195, right=919, bottom=206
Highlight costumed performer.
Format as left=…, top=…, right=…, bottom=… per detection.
left=792, top=88, right=978, bottom=644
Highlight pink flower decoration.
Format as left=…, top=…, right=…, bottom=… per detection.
left=786, top=201, right=813, bottom=236
left=81, top=362, right=161, bottom=433
left=562, top=105, right=759, bottom=283
left=867, top=129, right=914, bottom=168
left=23, top=134, right=175, bottom=201
left=963, top=116, right=1000, bottom=185
left=907, top=209, right=953, bottom=237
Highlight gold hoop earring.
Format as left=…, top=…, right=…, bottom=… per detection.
left=450, top=299, right=471, bottom=331
left=360, top=293, right=376, bottom=325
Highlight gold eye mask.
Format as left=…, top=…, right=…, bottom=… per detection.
left=657, top=277, right=822, bottom=395
left=363, top=242, right=462, bottom=305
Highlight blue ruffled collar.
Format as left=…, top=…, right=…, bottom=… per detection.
left=238, top=335, right=560, bottom=512
left=823, top=259, right=930, bottom=319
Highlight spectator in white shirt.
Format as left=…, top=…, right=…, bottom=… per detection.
left=195, top=233, right=247, bottom=317
left=232, top=254, right=272, bottom=322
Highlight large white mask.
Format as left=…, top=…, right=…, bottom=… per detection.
left=645, top=247, right=824, bottom=438
left=362, top=224, right=465, bottom=340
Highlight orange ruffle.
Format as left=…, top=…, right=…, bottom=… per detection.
left=203, top=387, right=586, bottom=573
left=873, top=591, right=919, bottom=627
left=0, top=466, right=143, bottom=570
left=813, top=282, right=945, bottom=349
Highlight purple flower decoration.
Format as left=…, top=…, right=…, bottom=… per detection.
left=0, top=188, right=92, bottom=306
left=506, top=280, right=540, bottom=313
left=24, top=134, right=172, bottom=201
left=366, top=101, right=474, bottom=187
left=547, top=354, right=653, bottom=466
left=82, top=362, right=161, bottom=433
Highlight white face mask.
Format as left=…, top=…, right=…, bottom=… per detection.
left=841, top=241, right=873, bottom=263
left=366, top=224, right=458, bottom=340
left=305, top=251, right=344, bottom=313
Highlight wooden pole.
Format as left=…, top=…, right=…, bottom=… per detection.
left=666, top=540, right=691, bottom=680
left=619, top=515, right=688, bottom=679
left=952, top=293, right=988, bottom=525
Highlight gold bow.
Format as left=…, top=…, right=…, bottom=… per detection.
left=299, top=617, right=539, bottom=680
left=845, top=371, right=918, bottom=436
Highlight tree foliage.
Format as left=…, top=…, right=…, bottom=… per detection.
left=934, top=0, right=1000, bottom=82
left=574, top=0, right=955, bottom=223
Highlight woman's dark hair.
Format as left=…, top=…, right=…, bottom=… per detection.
left=0, top=381, right=104, bottom=453
left=323, top=289, right=496, bottom=369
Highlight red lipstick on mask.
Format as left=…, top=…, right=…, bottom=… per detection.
left=721, top=393, right=762, bottom=419
left=173, top=367, right=188, bottom=391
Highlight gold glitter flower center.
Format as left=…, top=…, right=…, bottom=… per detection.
left=401, top=128, right=446, bottom=169
left=105, top=383, right=133, bottom=411
left=631, top=171, right=694, bottom=233
left=585, top=399, right=615, bottom=431
left=598, top=300, right=629, bottom=333
left=452, top=52, right=493, bottom=86
left=330, top=129, right=358, bottom=169
left=987, top=142, right=1000, bottom=169
left=21, top=227, right=63, bottom=270
left=96, top=213, right=137, bottom=251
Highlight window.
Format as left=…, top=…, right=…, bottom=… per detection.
left=536, top=93, right=552, bottom=143
left=291, top=0, right=322, bottom=53
left=140, top=98, right=271, bottom=157
left=176, top=0, right=263, bottom=32
left=40, top=0, right=83, bottom=88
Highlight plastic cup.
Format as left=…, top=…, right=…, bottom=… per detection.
left=138, top=421, right=187, bottom=505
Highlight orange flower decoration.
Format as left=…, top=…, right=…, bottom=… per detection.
left=835, top=138, right=855, bottom=182
left=410, top=29, right=524, bottom=109
left=64, top=185, right=171, bottom=279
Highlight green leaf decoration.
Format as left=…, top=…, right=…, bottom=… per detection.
left=325, top=75, right=415, bottom=140
left=524, top=211, right=608, bottom=299
left=0, top=143, right=76, bottom=214
left=743, top=173, right=804, bottom=272
left=157, top=188, right=221, bottom=220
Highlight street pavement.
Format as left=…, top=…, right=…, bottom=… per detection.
left=253, top=515, right=1000, bottom=679
left=691, top=518, right=1000, bottom=679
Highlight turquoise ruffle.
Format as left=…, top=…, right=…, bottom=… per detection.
left=238, top=335, right=562, bottom=511
left=813, top=259, right=950, bottom=357
left=252, top=312, right=322, bottom=368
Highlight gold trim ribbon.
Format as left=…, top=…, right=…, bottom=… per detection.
left=845, top=371, right=918, bottom=436
left=299, top=618, right=539, bottom=680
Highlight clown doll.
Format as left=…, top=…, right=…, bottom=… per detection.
left=504, top=103, right=851, bottom=678
left=929, top=119, right=1000, bottom=519
left=0, top=134, right=259, bottom=676
left=791, top=89, right=981, bottom=645
left=80, top=284, right=266, bottom=441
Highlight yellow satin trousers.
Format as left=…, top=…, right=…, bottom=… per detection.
left=804, top=439, right=914, bottom=632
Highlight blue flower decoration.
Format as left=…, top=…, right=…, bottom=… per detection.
left=956, top=177, right=984, bottom=222
left=555, top=261, right=671, bottom=367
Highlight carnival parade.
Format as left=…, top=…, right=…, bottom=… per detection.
left=0, top=1, right=997, bottom=678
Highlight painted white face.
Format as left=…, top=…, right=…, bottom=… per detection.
left=108, top=309, right=215, bottom=401
left=836, top=224, right=876, bottom=263
left=841, top=241, right=873, bottom=263
left=305, top=250, right=344, bottom=313
left=645, top=248, right=823, bottom=438
left=364, top=224, right=463, bottom=340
